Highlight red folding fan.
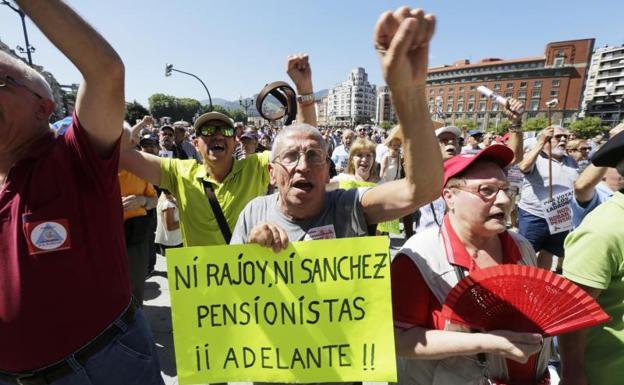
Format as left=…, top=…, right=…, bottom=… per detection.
left=440, top=264, right=610, bottom=336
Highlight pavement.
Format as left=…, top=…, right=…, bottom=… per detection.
left=143, top=235, right=406, bottom=385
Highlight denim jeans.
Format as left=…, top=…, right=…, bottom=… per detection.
left=0, top=306, right=164, bottom=385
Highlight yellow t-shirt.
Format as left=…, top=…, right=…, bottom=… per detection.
left=159, top=151, right=270, bottom=246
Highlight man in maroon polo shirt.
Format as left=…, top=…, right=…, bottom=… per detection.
left=0, top=1, right=163, bottom=384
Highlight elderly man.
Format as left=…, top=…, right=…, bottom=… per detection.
left=559, top=130, right=624, bottom=385
left=120, top=55, right=315, bottom=247
left=231, top=7, right=443, bottom=254
left=0, top=0, right=163, bottom=383
left=391, top=145, right=550, bottom=385
left=331, top=129, right=356, bottom=173
left=517, top=125, right=578, bottom=269
left=174, top=124, right=202, bottom=163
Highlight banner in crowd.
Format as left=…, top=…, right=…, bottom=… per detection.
left=540, top=190, right=574, bottom=234
left=166, top=237, right=396, bottom=384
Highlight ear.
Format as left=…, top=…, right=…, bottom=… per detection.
left=36, top=98, right=55, bottom=121
left=442, top=188, right=454, bottom=211
left=268, top=163, right=277, bottom=186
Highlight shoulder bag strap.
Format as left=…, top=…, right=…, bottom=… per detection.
left=201, top=180, right=232, bottom=244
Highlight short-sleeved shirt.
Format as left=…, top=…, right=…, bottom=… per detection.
left=118, top=169, right=157, bottom=221
left=330, top=144, right=349, bottom=172
left=0, top=115, right=130, bottom=371
left=160, top=151, right=270, bottom=246
left=563, top=192, right=624, bottom=385
left=519, top=153, right=578, bottom=218
left=570, top=181, right=614, bottom=228
left=230, top=188, right=369, bottom=244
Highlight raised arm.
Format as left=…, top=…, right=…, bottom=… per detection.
left=286, top=54, right=317, bottom=127
left=17, top=0, right=125, bottom=157
left=362, top=7, right=444, bottom=224
left=574, top=164, right=607, bottom=204
left=503, top=98, right=524, bottom=164
left=518, top=126, right=553, bottom=174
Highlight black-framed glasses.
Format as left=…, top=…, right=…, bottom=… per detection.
left=197, top=125, right=235, bottom=137
left=452, top=183, right=514, bottom=200
left=0, top=75, right=42, bottom=99
left=273, top=147, right=327, bottom=169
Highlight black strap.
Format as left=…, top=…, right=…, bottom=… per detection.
left=201, top=180, right=232, bottom=244
left=430, top=202, right=441, bottom=228
left=453, top=266, right=488, bottom=366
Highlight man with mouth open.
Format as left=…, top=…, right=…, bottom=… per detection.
left=517, top=125, right=578, bottom=269
left=230, top=7, right=444, bottom=254
left=121, top=110, right=271, bottom=246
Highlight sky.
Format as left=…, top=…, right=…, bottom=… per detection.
left=1, top=0, right=623, bottom=107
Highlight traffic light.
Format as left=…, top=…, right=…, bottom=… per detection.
left=165, top=64, right=173, bottom=77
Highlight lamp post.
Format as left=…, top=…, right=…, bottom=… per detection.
left=1, top=0, right=35, bottom=66
left=239, top=96, right=252, bottom=124
left=165, top=64, right=213, bottom=112
left=605, top=82, right=624, bottom=127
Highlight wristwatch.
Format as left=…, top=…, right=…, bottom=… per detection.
left=296, top=93, right=315, bottom=104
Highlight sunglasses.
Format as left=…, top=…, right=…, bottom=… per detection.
left=553, top=134, right=569, bottom=140
left=197, top=125, right=235, bottom=137
left=0, top=75, right=43, bottom=99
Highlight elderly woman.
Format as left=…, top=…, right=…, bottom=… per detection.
left=391, top=145, right=552, bottom=385
left=329, top=138, right=379, bottom=189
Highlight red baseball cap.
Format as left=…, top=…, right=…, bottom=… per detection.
left=443, top=145, right=514, bottom=187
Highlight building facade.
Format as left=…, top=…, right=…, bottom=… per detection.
left=425, top=39, right=594, bottom=130
left=375, top=85, right=396, bottom=124
left=327, top=68, right=376, bottom=127
left=315, top=96, right=329, bottom=127
left=582, top=44, right=624, bottom=126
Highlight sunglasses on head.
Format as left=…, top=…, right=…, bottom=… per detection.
left=197, top=125, right=235, bottom=137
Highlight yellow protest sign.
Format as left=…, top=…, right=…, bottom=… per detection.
left=166, top=236, right=396, bottom=384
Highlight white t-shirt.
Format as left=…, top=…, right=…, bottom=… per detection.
left=155, top=194, right=182, bottom=246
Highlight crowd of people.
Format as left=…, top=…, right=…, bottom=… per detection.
left=2, top=2, right=624, bottom=385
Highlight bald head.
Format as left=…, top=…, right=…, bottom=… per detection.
left=0, top=51, right=54, bottom=102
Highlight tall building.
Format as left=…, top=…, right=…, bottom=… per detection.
left=327, top=68, right=377, bottom=127
left=425, top=39, right=594, bottom=129
left=582, top=44, right=624, bottom=126
left=315, top=96, right=329, bottom=127
left=375, top=85, right=395, bottom=124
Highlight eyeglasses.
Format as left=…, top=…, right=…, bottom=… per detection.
left=197, top=125, right=235, bottom=137
left=452, top=183, right=514, bottom=200
left=0, top=75, right=43, bottom=99
left=273, top=147, right=327, bottom=169
left=553, top=134, right=569, bottom=141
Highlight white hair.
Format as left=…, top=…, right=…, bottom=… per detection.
left=271, top=123, right=326, bottom=160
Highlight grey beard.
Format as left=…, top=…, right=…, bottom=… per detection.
left=552, top=147, right=566, bottom=157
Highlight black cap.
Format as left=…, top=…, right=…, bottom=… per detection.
left=592, top=131, right=624, bottom=167
left=160, top=125, right=174, bottom=133
left=139, top=134, right=159, bottom=146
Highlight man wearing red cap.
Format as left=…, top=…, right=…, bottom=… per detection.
left=391, top=145, right=552, bottom=385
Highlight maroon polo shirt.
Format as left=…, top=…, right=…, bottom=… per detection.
left=0, top=115, right=130, bottom=371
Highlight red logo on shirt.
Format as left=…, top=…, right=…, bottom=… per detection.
left=24, top=219, right=72, bottom=255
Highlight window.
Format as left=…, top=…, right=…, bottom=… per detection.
left=534, top=80, right=542, bottom=88
left=494, top=83, right=501, bottom=90
left=554, top=58, right=564, bottom=67
left=520, top=82, right=527, bottom=89
left=505, top=92, right=513, bottom=98
left=467, top=103, right=475, bottom=112
left=492, top=103, right=499, bottom=111
left=552, top=80, right=561, bottom=87
left=447, top=104, right=453, bottom=113
left=506, top=83, right=514, bottom=89
left=479, top=101, right=487, bottom=111
left=550, top=90, right=559, bottom=98
left=448, top=88, right=454, bottom=93
left=459, top=87, right=464, bottom=93
left=469, top=95, right=475, bottom=101
left=532, top=89, right=541, bottom=98
left=530, top=100, right=539, bottom=111
left=518, top=91, right=527, bottom=99
left=457, top=103, right=464, bottom=112
left=470, top=85, right=477, bottom=91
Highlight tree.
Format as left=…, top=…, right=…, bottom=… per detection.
left=207, top=104, right=231, bottom=117
left=379, top=120, right=394, bottom=130
left=522, top=117, right=549, bottom=133
left=229, top=108, right=246, bottom=124
left=454, top=118, right=477, bottom=131
left=569, top=117, right=607, bottom=139
left=489, top=118, right=511, bottom=136
left=125, top=100, right=150, bottom=124
left=148, top=93, right=179, bottom=120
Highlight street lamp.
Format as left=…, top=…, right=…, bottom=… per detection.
left=164, top=63, right=213, bottom=112
left=605, top=82, right=624, bottom=127
left=1, top=0, right=35, bottom=66
left=239, top=96, right=253, bottom=123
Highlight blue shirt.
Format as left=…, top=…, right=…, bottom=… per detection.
left=571, top=181, right=614, bottom=227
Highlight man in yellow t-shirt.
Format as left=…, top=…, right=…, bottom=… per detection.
left=121, top=111, right=270, bottom=246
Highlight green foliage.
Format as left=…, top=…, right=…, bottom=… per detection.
left=229, top=109, right=247, bottom=123
left=208, top=104, right=231, bottom=117
left=488, top=119, right=511, bottom=136
left=454, top=118, right=477, bottom=131
left=353, top=116, right=373, bottom=126
left=569, top=117, right=607, bottom=139
left=125, top=100, right=150, bottom=124
left=148, top=93, right=205, bottom=122
left=522, top=117, right=548, bottom=132
left=379, top=120, right=394, bottom=130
